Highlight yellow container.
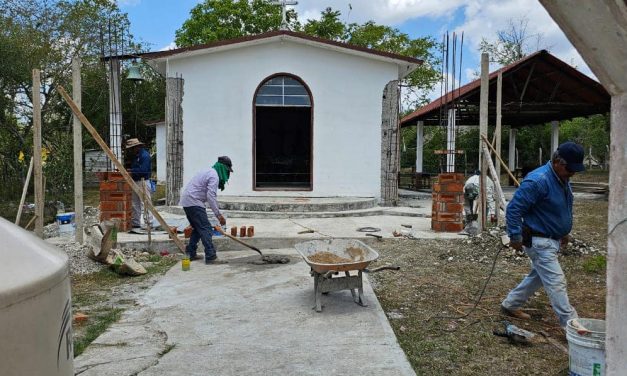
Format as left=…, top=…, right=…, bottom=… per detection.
left=181, top=257, right=190, bottom=271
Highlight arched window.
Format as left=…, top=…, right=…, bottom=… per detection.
left=255, top=76, right=311, bottom=107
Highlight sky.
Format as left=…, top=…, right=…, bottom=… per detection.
left=117, top=0, right=594, bottom=99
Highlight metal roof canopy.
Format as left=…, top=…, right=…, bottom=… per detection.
left=401, top=50, right=610, bottom=128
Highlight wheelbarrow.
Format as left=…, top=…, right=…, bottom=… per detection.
left=295, top=239, right=399, bottom=312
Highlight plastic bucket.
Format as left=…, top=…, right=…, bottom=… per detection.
left=56, top=212, right=75, bottom=237
left=566, top=318, right=605, bottom=376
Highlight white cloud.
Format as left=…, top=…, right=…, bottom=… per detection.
left=453, top=0, right=593, bottom=77
left=160, top=41, right=177, bottom=51
left=296, top=0, right=466, bottom=25
left=293, top=0, right=594, bottom=79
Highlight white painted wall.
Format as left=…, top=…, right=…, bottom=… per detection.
left=155, top=122, right=166, bottom=182
left=166, top=41, right=399, bottom=198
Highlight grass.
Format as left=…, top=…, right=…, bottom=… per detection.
left=71, top=254, right=178, bottom=357
left=582, top=255, right=606, bottom=274
left=73, top=308, right=123, bottom=356
left=368, top=199, right=608, bottom=375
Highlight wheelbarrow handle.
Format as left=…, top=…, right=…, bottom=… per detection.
left=364, top=266, right=400, bottom=273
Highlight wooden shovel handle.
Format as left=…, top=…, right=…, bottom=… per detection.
left=215, top=226, right=263, bottom=256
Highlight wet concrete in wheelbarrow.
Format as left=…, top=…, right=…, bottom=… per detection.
left=74, top=248, right=416, bottom=375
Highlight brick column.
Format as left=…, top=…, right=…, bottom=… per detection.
left=431, top=173, right=464, bottom=232
left=97, top=172, right=132, bottom=231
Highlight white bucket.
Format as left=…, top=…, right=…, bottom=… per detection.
left=56, top=212, right=75, bottom=237
left=566, top=318, right=605, bottom=376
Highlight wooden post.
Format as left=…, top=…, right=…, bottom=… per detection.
left=57, top=86, right=187, bottom=255
left=15, top=157, right=34, bottom=225
left=32, top=69, right=44, bottom=238
left=479, top=53, right=489, bottom=230
left=72, top=57, right=84, bottom=243
left=607, top=92, right=627, bottom=373
left=495, top=71, right=503, bottom=226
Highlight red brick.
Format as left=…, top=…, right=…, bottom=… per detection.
left=442, top=182, right=464, bottom=193
left=436, top=212, right=463, bottom=222
left=100, top=200, right=131, bottom=212
left=438, top=173, right=465, bottom=184
left=445, top=203, right=464, bottom=213
left=434, top=193, right=463, bottom=203
left=117, top=182, right=132, bottom=192
left=100, top=191, right=132, bottom=202
left=99, top=181, right=118, bottom=191
left=432, top=183, right=441, bottom=193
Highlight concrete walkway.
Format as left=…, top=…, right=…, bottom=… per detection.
left=74, top=248, right=416, bottom=375
left=73, top=193, right=463, bottom=375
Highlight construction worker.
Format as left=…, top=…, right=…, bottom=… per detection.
left=463, top=170, right=495, bottom=223
left=179, top=156, right=233, bottom=264
left=501, top=141, right=585, bottom=329
left=126, top=138, right=154, bottom=229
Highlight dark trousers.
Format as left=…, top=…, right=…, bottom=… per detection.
left=183, top=206, right=216, bottom=261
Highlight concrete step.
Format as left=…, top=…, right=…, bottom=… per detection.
left=216, top=196, right=377, bottom=212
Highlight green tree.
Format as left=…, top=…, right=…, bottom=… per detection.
left=175, top=2, right=440, bottom=110
left=303, top=7, right=345, bottom=40
left=0, top=0, right=163, bottom=205
left=174, top=0, right=298, bottom=47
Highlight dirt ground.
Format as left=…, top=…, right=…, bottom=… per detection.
left=369, top=198, right=608, bottom=375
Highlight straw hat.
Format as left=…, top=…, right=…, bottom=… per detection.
left=125, top=138, right=144, bottom=149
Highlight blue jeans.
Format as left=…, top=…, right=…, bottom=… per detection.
left=502, top=236, right=578, bottom=328
left=183, top=206, right=216, bottom=261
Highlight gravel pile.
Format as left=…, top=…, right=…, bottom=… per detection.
left=447, top=227, right=606, bottom=266
left=56, top=241, right=104, bottom=275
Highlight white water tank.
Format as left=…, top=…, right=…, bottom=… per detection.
left=0, top=217, right=73, bottom=375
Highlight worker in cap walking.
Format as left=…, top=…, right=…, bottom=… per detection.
left=125, top=138, right=154, bottom=230
left=179, top=156, right=233, bottom=264
left=501, top=141, right=585, bottom=330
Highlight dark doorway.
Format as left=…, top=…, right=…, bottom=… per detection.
left=254, top=75, right=312, bottom=190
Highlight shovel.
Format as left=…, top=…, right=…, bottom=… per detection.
left=214, top=226, right=263, bottom=256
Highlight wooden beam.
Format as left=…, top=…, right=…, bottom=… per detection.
left=57, top=86, right=187, bottom=255
left=479, top=53, right=489, bottom=230
left=482, top=134, right=520, bottom=187
left=32, top=69, right=44, bottom=238
left=15, top=157, right=34, bottom=225
left=606, top=92, right=627, bottom=374
left=72, top=57, right=84, bottom=243
left=495, top=71, right=503, bottom=226
left=519, top=62, right=537, bottom=102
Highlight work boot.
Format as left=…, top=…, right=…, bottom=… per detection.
left=501, top=305, right=531, bottom=320
left=205, top=257, right=228, bottom=265
left=186, top=254, right=202, bottom=261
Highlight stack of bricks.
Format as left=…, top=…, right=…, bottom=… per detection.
left=97, top=172, right=132, bottom=231
left=431, top=173, right=465, bottom=232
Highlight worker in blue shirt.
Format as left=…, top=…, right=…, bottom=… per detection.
left=501, top=141, right=585, bottom=330
left=125, top=138, right=154, bottom=229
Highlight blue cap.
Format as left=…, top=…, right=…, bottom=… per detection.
left=557, top=142, right=585, bottom=172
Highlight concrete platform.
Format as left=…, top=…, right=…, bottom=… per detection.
left=216, top=195, right=378, bottom=212
left=74, top=249, right=416, bottom=376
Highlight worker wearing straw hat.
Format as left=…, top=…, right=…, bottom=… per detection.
left=126, top=138, right=154, bottom=229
